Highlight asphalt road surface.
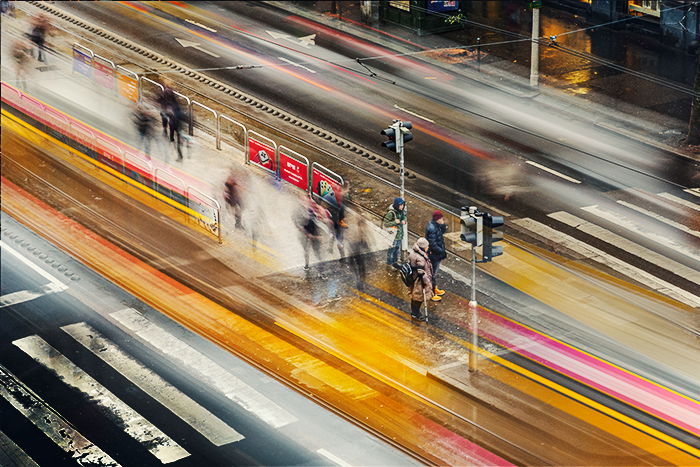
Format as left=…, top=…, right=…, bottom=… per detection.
left=0, top=213, right=417, bottom=467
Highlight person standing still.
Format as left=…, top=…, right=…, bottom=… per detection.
left=383, top=197, right=406, bottom=265
left=408, top=237, right=433, bottom=322
left=425, top=210, right=447, bottom=302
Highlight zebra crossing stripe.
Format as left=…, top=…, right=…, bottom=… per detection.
left=616, top=200, right=700, bottom=240
left=317, top=448, right=353, bottom=467
left=0, top=364, right=119, bottom=467
left=548, top=211, right=700, bottom=286
left=12, top=336, right=189, bottom=464
left=62, top=322, right=244, bottom=446
left=581, top=204, right=700, bottom=263
left=110, top=308, right=297, bottom=428
left=658, top=193, right=700, bottom=212
left=512, top=218, right=700, bottom=308
left=684, top=188, right=700, bottom=198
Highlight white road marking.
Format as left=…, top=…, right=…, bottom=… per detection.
left=0, top=364, right=119, bottom=467
left=184, top=18, right=217, bottom=33
left=0, top=240, right=68, bottom=290
left=685, top=188, right=700, bottom=198
left=12, top=336, right=189, bottom=464
left=616, top=200, right=700, bottom=239
left=0, top=241, right=68, bottom=308
left=62, top=322, right=244, bottom=446
left=658, top=192, right=700, bottom=211
left=317, top=448, right=353, bottom=467
left=278, top=57, right=316, bottom=73
left=512, top=218, right=700, bottom=308
left=298, top=34, right=316, bottom=48
left=111, top=308, right=297, bottom=428
left=0, top=282, right=67, bottom=308
left=525, top=160, right=581, bottom=184
left=548, top=211, right=700, bottom=286
left=174, top=38, right=220, bottom=58
left=581, top=204, right=700, bottom=263
left=266, top=30, right=315, bottom=47
left=393, top=104, right=435, bottom=123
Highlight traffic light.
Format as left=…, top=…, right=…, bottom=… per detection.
left=380, top=121, right=413, bottom=153
left=483, top=213, right=504, bottom=261
left=380, top=125, right=398, bottom=152
left=460, top=206, right=482, bottom=246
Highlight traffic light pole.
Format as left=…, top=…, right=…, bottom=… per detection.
left=399, top=131, right=408, bottom=256
left=468, top=244, right=478, bottom=372
left=530, top=6, right=540, bottom=88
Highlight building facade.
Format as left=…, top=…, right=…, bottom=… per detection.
left=552, top=0, right=699, bottom=51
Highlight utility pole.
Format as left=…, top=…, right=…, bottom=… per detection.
left=381, top=120, right=413, bottom=256
left=688, top=49, right=700, bottom=145
left=530, top=2, right=541, bottom=88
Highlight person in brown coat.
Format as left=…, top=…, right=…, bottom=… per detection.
left=408, top=237, right=433, bottom=321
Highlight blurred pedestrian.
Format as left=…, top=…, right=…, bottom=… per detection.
left=408, top=237, right=433, bottom=322
left=326, top=199, right=347, bottom=260
left=156, top=79, right=179, bottom=137
left=168, top=106, right=188, bottom=161
left=425, top=210, right=447, bottom=302
left=11, top=39, right=32, bottom=91
left=348, top=216, right=370, bottom=290
left=295, top=197, right=330, bottom=273
left=1, top=0, right=16, bottom=16
left=132, top=103, right=155, bottom=156
left=28, top=13, right=50, bottom=62
left=224, top=168, right=246, bottom=229
left=382, top=197, right=406, bottom=265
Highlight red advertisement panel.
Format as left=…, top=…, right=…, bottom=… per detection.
left=279, top=151, right=308, bottom=190
left=248, top=137, right=276, bottom=173
left=94, top=60, right=114, bottom=89
left=311, top=165, right=342, bottom=208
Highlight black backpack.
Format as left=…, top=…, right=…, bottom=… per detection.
left=393, top=262, right=416, bottom=287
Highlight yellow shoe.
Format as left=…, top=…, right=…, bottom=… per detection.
left=434, top=288, right=445, bottom=296
left=431, top=295, right=442, bottom=302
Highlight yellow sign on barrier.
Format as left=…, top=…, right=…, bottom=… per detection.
left=118, top=72, right=138, bottom=102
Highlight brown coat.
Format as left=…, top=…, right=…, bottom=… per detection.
left=408, top=243, right=433, bottom=302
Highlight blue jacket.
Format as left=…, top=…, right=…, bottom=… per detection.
left=425, top=220, right=447, bottom=261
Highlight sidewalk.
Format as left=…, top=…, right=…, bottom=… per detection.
left=263, top=1, right=699, bottom=160
left=2, top=11, right=699, bottom=462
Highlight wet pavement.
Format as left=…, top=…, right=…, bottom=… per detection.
left=299, top=0, right=698, bottom=123
left=3, top=4, right=700, bottom=465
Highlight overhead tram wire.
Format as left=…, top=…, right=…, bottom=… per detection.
left=29, top=1, right=692, bottom=189
left=401, top=2, right=697, bottom=95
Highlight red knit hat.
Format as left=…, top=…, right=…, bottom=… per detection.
left=432, top=210, right=443, bottom=221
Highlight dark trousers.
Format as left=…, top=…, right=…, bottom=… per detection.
left=430, top=258, right=442, bottom=290
left=349, top=252, right=366, bottom=288
left=169, top=124, right=182, bottom=159
left=410, top=300, right=425, bottom=319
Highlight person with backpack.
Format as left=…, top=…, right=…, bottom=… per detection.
left=425, top=210, right=447, bottom=302
left=383, top=197, right=406, bottom=265
left=407, top=237, right=433, bottom=322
